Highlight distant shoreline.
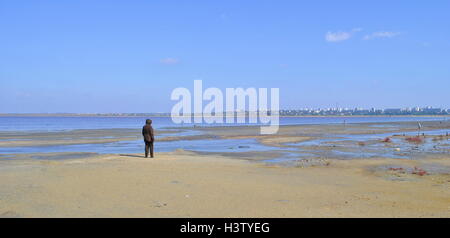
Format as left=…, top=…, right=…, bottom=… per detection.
left=0, top=114, right=449, bottom=118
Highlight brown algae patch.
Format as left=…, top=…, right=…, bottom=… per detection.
left=368, top=163, right=450, bottom=183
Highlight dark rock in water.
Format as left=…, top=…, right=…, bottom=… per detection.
left=238, top=146, right=250, bottom=149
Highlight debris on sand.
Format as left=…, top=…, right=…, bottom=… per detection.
left=380, top=165, right=433, bottom=178
left=412, top=167, right=428, bottom=176
left=432, top=135, right=446, bottom=142
left=389, top=167, right=404, bottom=171
left=294, top=158, right=331, bottom=168
left=405, top=136, right=424, bottom=144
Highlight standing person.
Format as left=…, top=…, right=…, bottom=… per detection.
left=142, top=119, right=154, bottom=158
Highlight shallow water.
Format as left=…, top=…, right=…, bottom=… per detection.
left=0, top=138, right=283, bottom=154
left=282, top=129, right=450, bottom=160
left=0, top=116, right=449, bottom=162
left=0, top=116, right=446, bottom=132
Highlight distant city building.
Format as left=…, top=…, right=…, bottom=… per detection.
left=279, top=107, right=449, bottom=116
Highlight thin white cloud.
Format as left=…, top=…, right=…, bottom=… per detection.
left=325, top=28, right=362, bottom=42
left=363, top=31, right=401, bottom=40
left=326, top=31, right=351, bottom=42
left=160, top=57, right=180, bottom=65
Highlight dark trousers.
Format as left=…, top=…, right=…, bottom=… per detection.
left=145, top=141, right=154, bottom=158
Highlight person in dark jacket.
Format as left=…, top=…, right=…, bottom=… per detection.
left=142, top=119, right=154, bottom=158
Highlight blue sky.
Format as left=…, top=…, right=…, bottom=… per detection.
left=1, top=0, right=449, bottom=113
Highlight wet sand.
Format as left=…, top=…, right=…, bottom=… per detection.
left=0, top=120, right=449, bottom=217
left=0, top=129, right=187, bottom=148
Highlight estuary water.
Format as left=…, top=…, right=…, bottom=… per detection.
left=0, top=116, right=448, bottom=158
left=0, top=116, right=446, bottom=132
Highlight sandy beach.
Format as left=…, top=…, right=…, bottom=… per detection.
left=1, top=150, right=449, bottom=218
left=1, top=121, right=449, bottom=217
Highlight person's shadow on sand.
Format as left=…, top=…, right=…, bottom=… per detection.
left=119, top=154, right=147, bottom=158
